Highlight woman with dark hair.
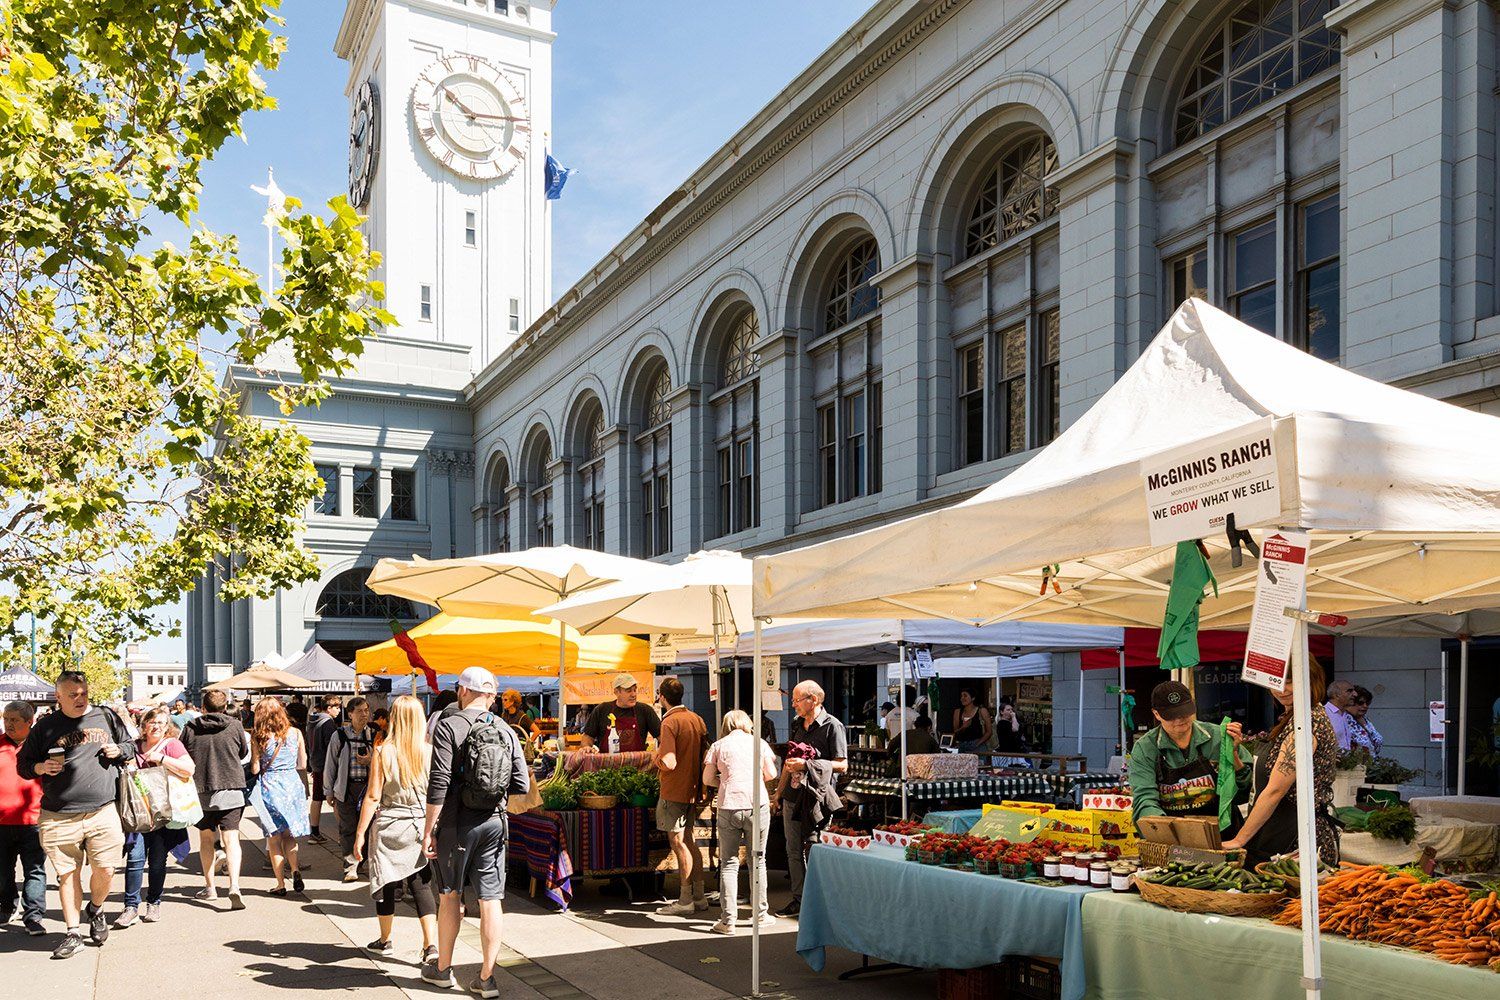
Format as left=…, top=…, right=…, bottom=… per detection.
left=250, top=697, right=309, bottom=896
left=1347, top=686, right=1384, bottom=756
left=1223, top=657, right=1340, bottom=867
left=951, top=690, right=992, bottom=753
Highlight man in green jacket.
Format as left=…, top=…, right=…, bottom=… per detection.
left=1128, top=681, right=1249, bottom=830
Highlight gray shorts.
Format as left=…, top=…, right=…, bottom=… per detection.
left=656, top=798, right=696, bottom=837
left=435, top=813, right=507, bottom=901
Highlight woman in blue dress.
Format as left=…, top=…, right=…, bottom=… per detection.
left=250, top=697, right=310, bottom=896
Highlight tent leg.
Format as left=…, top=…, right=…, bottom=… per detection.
left=558, top=624, right=567, bottom=741
left=1458, top=636, right=1470, bottom=797
left=750, top=620, right=764, bottom=1000
left=1117, top=647, right=1127, bottom=760
left=712, top=589, right=724, bottom=739
left=1291, top=620, right=1323, bottom=1000
left=1076, top=664, right=1085, bottom=757
left=898, top=643, right=908, bottom=822
left=1440, top=649, right=1449, bottom=796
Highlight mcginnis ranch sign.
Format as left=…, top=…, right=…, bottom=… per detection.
left=1141, top=420, right=1282, bottom=547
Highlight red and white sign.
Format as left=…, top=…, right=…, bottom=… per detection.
left=707, top=647, right=719, bottom=701
left=1430, top=702, right=1446, bottom=743
left=1242, top=530, right=1310, bottom=692
left=1141, top=419, right=1282, bottom=547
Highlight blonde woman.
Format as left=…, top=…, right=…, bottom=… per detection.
left=702, top=709, right=778, bottom=935
left=353, top=696, right=438, bottom=963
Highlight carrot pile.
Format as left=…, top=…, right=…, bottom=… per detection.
left=1274, top=864, right=1500, bottom=970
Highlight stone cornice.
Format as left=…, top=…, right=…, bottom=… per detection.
left=872, top=252, right=936, bottom=298
left=1325, top=0, right=1457, bottom=51
left=1047, top=137, right=1134, bottom=197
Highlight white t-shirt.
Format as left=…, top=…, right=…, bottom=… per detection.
left=884, top=705, right=916, bottom=738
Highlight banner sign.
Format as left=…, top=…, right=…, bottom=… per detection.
left=759, top=653, right=781, bottom=691
left=649, top=634, right=678, bottom=665
left=1141, top=419, right=1281, bottom=547
left=707, top=647, right=720, bottom=700
left=1430, top=702, right=1445, bottom=743
left=1241, top=530, right=1309, bottom=692
left=913, top=647, right=935, bottom=678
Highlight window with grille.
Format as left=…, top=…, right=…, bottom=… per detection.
left=957, top=343, right=985, bottom=465
left=509, top=297, right=521, bottom=334
left=489, top=460, right=511, bottom=553
left=1173, top=0, right=1341, bottom=148
left=639, top=367, right=672, bottom=556
left=1167, top=249, right=1209, bottom=311
left=420, top=285, right=433, bottom=322
left=964, top=133, right=1059, bottom=260
left=813, top=239, right=883, bottom=507
left=390, top=469, right=416, bottom=521
left=316, top=567, right=416, bottom=619
left=313, top=463, right=340, bottom=516
left=352, top=467, right=377, bottom=518
left=1229, top=220, right=1278, bottom=335
left=464, top=211, right=478, bottom=247
left=1297, top=193, right=1340, bottom=361
left=713, top=309, right=760, bottom=537
left=529, top=441, right=554, bottom=547
left=578, top=408, right=606, bottom=551
left=1037, top=310, right=1061, bottom=447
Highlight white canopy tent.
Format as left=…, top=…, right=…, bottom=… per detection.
left=883, top=652, right=1054, bottom=681
left=753, top=299, right=1500, bottom=1000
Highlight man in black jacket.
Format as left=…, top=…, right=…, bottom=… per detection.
left=16, top=670, right=133, bottom=958
left=181, top=689, right=251, bottom=911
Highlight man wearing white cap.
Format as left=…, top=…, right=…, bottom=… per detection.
left=421, top=667, right=529, bottom=997
left=580, top=673, right=661, bottom=754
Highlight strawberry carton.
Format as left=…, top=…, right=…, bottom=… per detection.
left=820, top=825, right=872, bottom=851
left=1083, top=790, right=1133, bottom=812
left=872, top=820, right=935, bottom=848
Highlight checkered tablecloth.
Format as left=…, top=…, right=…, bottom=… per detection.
left=1046, top=772, right=1121, bottom=803
left=844, top=774, right=1053, bottom=802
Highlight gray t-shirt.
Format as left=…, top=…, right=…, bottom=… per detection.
left=427, top=706, right=528, bottom=828
left=782, top=710, right=847, bottom=806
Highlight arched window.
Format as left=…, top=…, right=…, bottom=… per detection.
left=1173, top=0, right=1340, bottom=148
left=316, top=568, right=416, bottom=619
left=577, top=406, right=606, bottom=551
left=638, top=366, right=672, bottom=556
left=487, top=457, right=511, bottom=553
left=813, top=236, right=883, bottom=507
left=963, top=132, right=1059, bottom=260
left=714, top=309, right=760, bottom=537
left=528, top=437, right=554, bottom=547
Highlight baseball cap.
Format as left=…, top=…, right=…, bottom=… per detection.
left=456, top=666, right=497, bottom=695
left=1151, top=680, right=1196, bottom=721
left=612, top=672, right=638, bottom=691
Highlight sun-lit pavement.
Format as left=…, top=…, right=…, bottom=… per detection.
left=0, top=817, right=937, bottom=1000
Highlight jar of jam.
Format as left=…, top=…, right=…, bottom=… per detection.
left=1058, top=851, right=1078, bottom=881
left=1090, top=861, right=1110, bottom=887
left=1073, top=853, right=1094, bottom=885
left=1042, top=855, right=1060, bottom=879
left=1110, top=864, right=1135, bottom=892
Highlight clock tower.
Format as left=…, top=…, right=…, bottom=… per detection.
left=335, top=0, right=555, bottom=369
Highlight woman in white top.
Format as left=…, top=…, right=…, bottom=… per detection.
left=701, top=709, right=778, bottom=936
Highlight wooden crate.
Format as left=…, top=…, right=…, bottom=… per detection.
left=937, top=965, right=1006, bottom=1000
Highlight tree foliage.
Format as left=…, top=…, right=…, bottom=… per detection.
left=0, top=1, right=394, bottom=667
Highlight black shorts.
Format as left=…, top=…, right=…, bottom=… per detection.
left=435, top=813, right=507, bottom=902
left=311, top=772, right=325, bottom=803
left=195, top=807, right=244, bottom=832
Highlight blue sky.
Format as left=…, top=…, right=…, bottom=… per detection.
left=147, top=0, right=874, bottom=661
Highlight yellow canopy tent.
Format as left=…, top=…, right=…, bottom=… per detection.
left=355, top=613, right=652, bottom=702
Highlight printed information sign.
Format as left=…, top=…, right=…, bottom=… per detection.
left=1142, top=419, right=1281, bottom=546
left=1241, top=530, right=1310, bottom=692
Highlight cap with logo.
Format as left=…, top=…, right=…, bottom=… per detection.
left=1150, top=680, right=1197, bottom=722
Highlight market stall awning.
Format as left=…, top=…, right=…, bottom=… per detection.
left=354, top=613, right=649, bottom=680
left=281, top=644, right=358, bottom=690
left=753, top=299, right=1500, bottom=628
left=1079, top=628, right=1335, bottom=670
left=884, top=653, right=1053, bottom=681
left=0, top=665, right=53, bottom=701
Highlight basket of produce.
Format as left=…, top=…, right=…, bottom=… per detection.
left=1136, top=862, right=1288, bottom=916
left=1137, top=840, right=1170, bottom=869
left=819, top=825, right=872, bottom=851
left=579, top=793, right=618, bottom=810
left=1255, top=855, right=1337, bottom=890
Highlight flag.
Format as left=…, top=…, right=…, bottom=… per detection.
left=1217, top=715, right=1238, bottom=831
left=545, top=151, right=575, bottom=200
left=250, top=167, right=286, bottom=228
left=388, top=618, right=439, bottom=694
left=1156, top=541, right=1218, bottom=671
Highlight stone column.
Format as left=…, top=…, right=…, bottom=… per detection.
left=667, top=384, right=701, bottom=555
left=755, top=329, right=799, bottom=532
left=596, top=424, right=627, bottom=555
left=871, top=253, right=934, bottom=505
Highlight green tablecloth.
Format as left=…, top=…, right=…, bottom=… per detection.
left=1081, top=892, right=1498, bottom=1000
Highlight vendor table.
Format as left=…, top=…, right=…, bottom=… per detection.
left=506, top=810, right=575, bottom=909
left=559, top=749, right=657, bottom=778
left=922, top=808, right=983, bottom=833
left=1340, top=817, right=1499, bottom=871
left=1081, top=891, right=1496, bottom=1000
left=1410, top=794, right=1500, bottom=826
left=796, top=843, right=1098, bottom=1000
left=844, top=773, right=1054, bottom=802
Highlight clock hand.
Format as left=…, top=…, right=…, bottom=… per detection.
left=440, top=88, right=524, bottom=123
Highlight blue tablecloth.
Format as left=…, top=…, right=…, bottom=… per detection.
left=922, top=808, right=983, bottom=833
left=796, top=844, right=1098, bottom=1000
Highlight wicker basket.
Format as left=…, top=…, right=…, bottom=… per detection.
left=580, top=793, right=618, bottom=810
left=1137, top=841, right=1171, bottom=869
left=1136, top=878, right=1288, bottom=917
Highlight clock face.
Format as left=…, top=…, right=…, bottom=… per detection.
left=348, top=79, right=380, bottom=209
left=411, top=55, right=530, bottom=180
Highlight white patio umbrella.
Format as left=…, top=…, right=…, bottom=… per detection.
left=366, top=546, right=664, bottom=730
left=753, top=299, right=1500, bottom=1000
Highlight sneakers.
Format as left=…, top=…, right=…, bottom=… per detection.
left=342, top=865, right=359, bottom=883
left=84, top=902, right=108, bottom=945
left=468, top=976, right=500, bottom=998
left=421, top=964, right=457, bottom=989
left=655, top=899, right=697, bottom=916
left=755, top=912, right=778, bottom=928
left=709, top=920, right=735, bottom=935
left=141, top=904, right=160, bottom=924
left=292, top=871, right=305, bottom=894
left=195, top=887, right=218, bottom=901
left=307, top=830, right=326, bottom=845
left=213, top=848, right=227, bottom=875
left=25, top=917, right=46, bottom=936
left=113, top=906, right=138, bottom=929
left=365, top=938, right=393, bottom=955
left=422, top=945, right=439, bottom=966
left=51, top=932, right=86, bottom=960
left=228, top=890, right=246, bottom=911
left=774, top=898, right=801, bottom=918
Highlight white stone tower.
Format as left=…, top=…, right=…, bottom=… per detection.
left=335, top=0, right=555, bottom=370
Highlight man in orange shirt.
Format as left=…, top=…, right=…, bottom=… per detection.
left=1, top=700, right=46, bottom=935
left=652, top=676, right=707, bottom=916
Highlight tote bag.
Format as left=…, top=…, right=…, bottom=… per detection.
left=167, top=770, right=204, bottom=829
left=117, top=767, right=168, bottom=834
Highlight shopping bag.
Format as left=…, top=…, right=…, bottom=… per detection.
left=118, top=767, right=160, bottom=834
left=167, top=770, right=204, bottom=829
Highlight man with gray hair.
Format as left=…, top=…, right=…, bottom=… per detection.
left=770, top=680, right=846, bottom=918
left=1, top=700, right=45, bottom=935
left=1323, top=679, right=1357, bottom=752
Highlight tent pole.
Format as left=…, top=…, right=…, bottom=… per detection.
left=1458, top=636, right=1470, bottom=797
left=1075, top=663, right=1085, bottom=757
left=1291, top=618, right=1322, bottom=1000
left=899, top=642, right=908, bottom=822
left=1441, top=648, right=1449, bottom=795
left=1118, top=647, right=1127, bottom=761
left=711, top=587, right=724, bottom=738
left=557, top=621, right=567, bottom=742
left=750, top=619, right=764, bottom=1000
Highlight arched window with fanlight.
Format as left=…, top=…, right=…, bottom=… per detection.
left=713, top=308, right=760, bottom=537
left=947, top=129, right=1062, bottom=470
left=527, top=436, right=554, bottom=547
left=316, top=567, right=416, bottom=620
left=577, top=406, right=607, bottom=551
left=487, top=457, right=511, bottom=553
left=812, top=236, right=883, bottom=508
left=638, top=366, right=672, bottom=556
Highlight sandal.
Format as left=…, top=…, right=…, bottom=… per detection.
left=269, top=887, right=288, bottom=898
